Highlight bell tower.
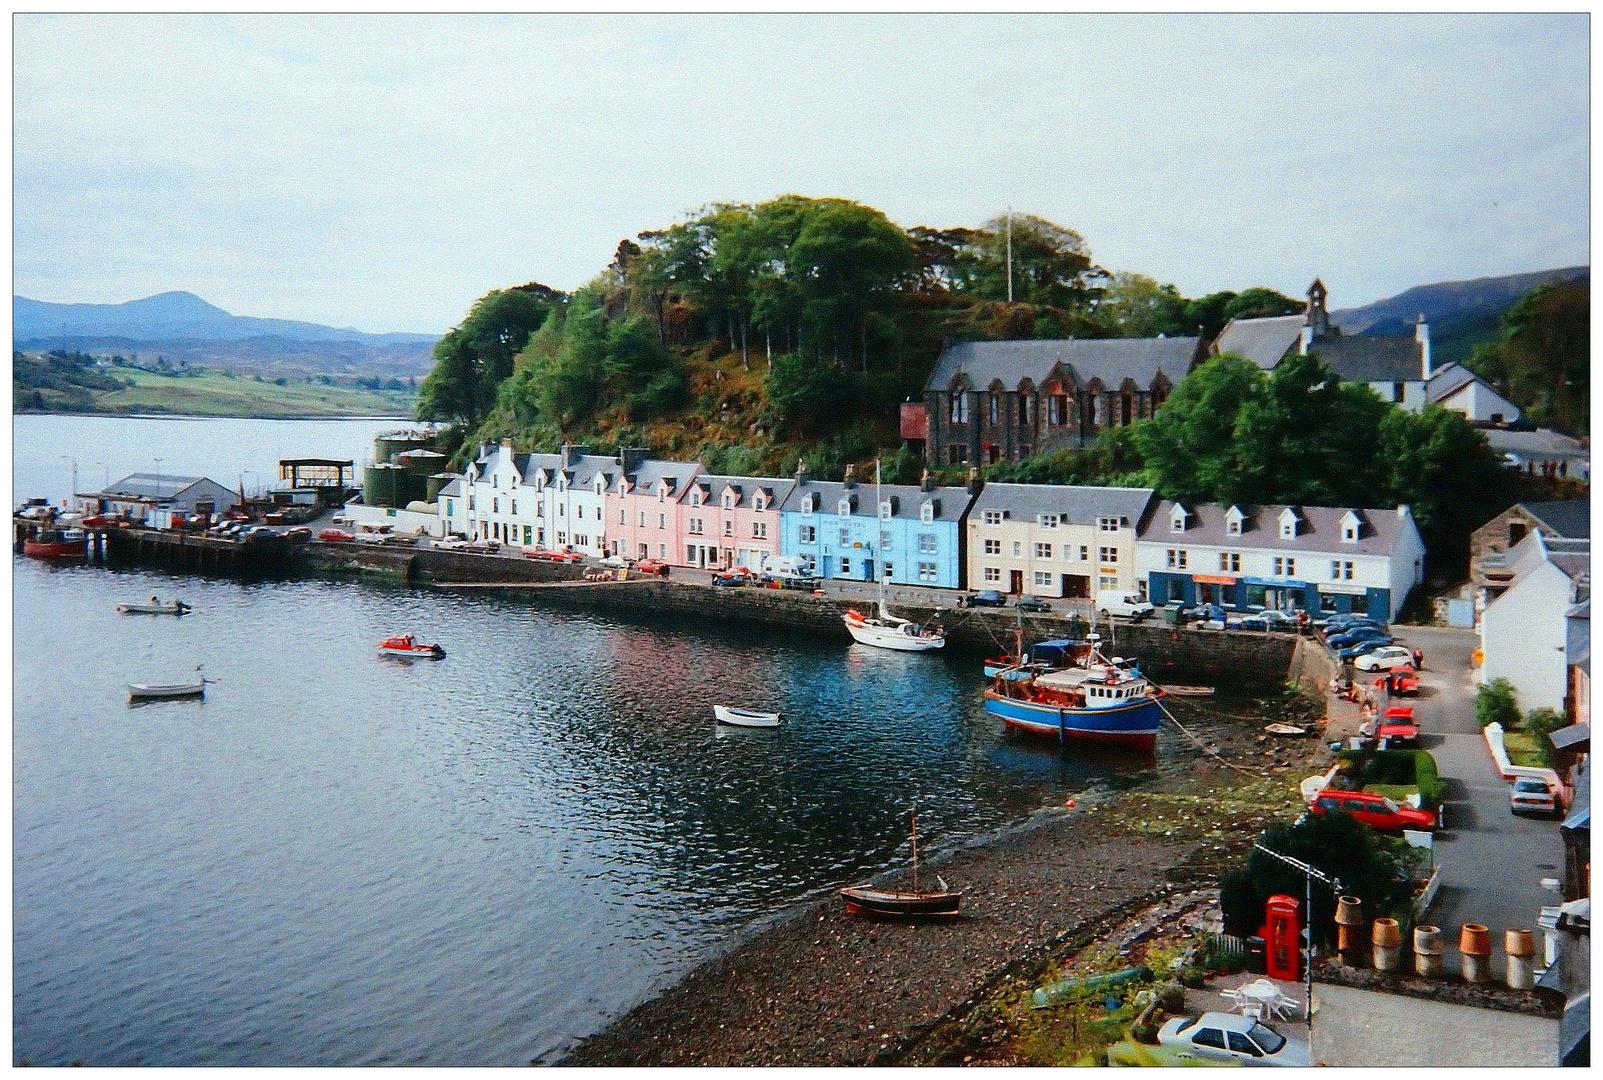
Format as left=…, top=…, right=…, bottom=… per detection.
left=1305, top=278, right=1330, bottom=340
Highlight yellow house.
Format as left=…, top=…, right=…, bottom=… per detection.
left=964, top=483, right=1155, bottom=598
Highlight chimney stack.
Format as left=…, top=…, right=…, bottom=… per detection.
left=967, top=466, right=984, bottom=496
left=1416, top=313, right=1432, bottom=381
left=616, top=446, right=649, bottom=474
left=795, top=459, right=808, bottom=485
left=843, top=463, right=857, bottom=489
left=920, top=469, right=935, bottom=492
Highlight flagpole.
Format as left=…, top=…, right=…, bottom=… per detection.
left=1005, top=206, right=1014, bottom=303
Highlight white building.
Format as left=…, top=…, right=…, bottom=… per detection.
left=1137, top=501, right=1426, bottom=621
left=1479, top=531, right=1591, bottom=713
left=75, top=473, right=240, bottom=527
left=1424, top=362, right=1522, bottom=425
left=438, top=441, right=617, bottom=557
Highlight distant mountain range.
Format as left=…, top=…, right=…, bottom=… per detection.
left=13, top=291, right=441, bottom=378
left=1332, top=265, right=1588, bottom=368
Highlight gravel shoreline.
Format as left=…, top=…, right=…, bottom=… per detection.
left=558, top=808, right=1196, bottom=1067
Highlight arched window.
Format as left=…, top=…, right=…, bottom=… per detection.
left=989, top=392, right=1000, bottom=425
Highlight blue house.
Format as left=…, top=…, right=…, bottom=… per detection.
left=778, top=465, right=979, bottom=589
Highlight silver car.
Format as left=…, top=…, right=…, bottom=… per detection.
left=1158, top=1012, right=1310, bottom=1067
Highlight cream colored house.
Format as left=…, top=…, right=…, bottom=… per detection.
left=963, top=483, right=1155, bottom=598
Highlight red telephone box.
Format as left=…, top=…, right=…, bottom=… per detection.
left=1260, top=894, right=1303, bottom=982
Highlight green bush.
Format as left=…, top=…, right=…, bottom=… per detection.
left=1412, top=751, right=1445, bottom=808
left=1475, top=678, right=1522, bottom=728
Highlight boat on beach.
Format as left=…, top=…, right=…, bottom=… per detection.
left=840, top=811, right=961, bottom=919
left=1161, top=685, right=1215, bottom=697
left=378, top=634, right=446, bottom=660
left=116, top=598, right=192, bottom=615
left=983, top=634, right=1164, bottom=748
left=713, top=705, right=782, bottom=728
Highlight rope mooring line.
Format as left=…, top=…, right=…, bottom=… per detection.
left=1157, top=697, right=1271, bottom=778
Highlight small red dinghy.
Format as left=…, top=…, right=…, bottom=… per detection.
left=378, top=634, right=446, bottom=660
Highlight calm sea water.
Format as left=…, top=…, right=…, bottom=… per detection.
left=13, top=416, right=1186, bottom=1066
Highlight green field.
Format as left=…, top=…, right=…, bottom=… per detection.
left=26, top=367, right=417, bottom=418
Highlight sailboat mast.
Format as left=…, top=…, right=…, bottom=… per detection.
left=910, top=810, right=919, bottom=893
left=875, top=458, right=888, bottom=619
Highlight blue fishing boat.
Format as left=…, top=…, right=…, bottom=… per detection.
left=983, top=634, right=1163, bottom=748
left=982, top=638, right=1083, bottom=679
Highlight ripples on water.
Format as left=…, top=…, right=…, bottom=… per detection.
left=13, top=558, right=1211, bottom=1065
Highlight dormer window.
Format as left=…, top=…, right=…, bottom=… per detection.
left=879, top=500, right=893, bottom=521
left=723, top=493, right=735, bottom=510
left=690, top=490, right=702, bottom=507
left=1170, top=504, right=1188, bottom=533
left=802, top=493, right=816, bottom=515
left=921, top=501, right=937, bottom=524
left=838, top=498, right=853, bottom=517
left=1097, top=516, right=1127, bottom=532
left=1224, top=506, right=1245, bottom=537
left=1039, top=514, right=1060, bottom=529
left=1278, top=508, right=1300, bottom=540
left=1340, top=511, right=1363, bottom=544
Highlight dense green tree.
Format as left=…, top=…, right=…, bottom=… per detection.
left=1098, top=272, right=1191, bottom=338
left=1376, top=404, right=1512, bottom=574
left=1468, top=281, right=1589, bottom=433
left=1183, top=287, right=1301, bottom=341
left=417, top=284, right=563, bottom=428
left=1131, top=353, right=1267, bottom=503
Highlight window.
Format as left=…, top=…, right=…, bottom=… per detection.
left=556, top=531, right=567, bottom=546
left=511, top=500, right=517, bottom=515
left=688, top=518, right=704, bottom=535
left=536, top=504, right=544, bottom=518
left=445, top=499, right=454, bottom=516
left=799, top=525, right=816, bottom=543
left=752, top=521, right=768, bottom=539
left=949, top=392, right=969, bottom=423
left=619, top=509, right=626, bottom=524
left=1012, top=541, right=1023, bottom=557
left=839, top=559, right=852, bottom=577
left=1098, top=574, right=1119, bottom=590
left=723, top=520, right=733, bottom=537
left=1035, top=542, right=1052, bottom=559
left=1096, top=516, right=1124, bottom=532
left=920, top=503, right=935, bottom=524
left=1274, top=557, right=1296, bottom=577
left=947, top=444, right=969, bottom=465
left=1227, top=1032, right=1261, bottom=1057
left=1226, top=518, right=1242, bottom=537
left=723, top=494, right=734, bottom=510
left=918, top=562, right=938, bottom=582
left=1078, top=544, right=1090, bottom=561
left=839, top=528, right=851, bottom=545
left=690, top=491, right=702, bottom=507
left=988, top=393, right=999, bottom=424
left=574, top=534, right=588, bottom=548
left=879, top=500, right=892, bottom=521
left=1220, top=551, right=1241, bottom=572
left=1033, top=571, right=1053, bottom=587
left=1392, top=382, right=1405, bottom=403
left=492, top=498, right=499, bottom=514
left=638, top=511, right=646, bottom=527
left=1166, top=549, right=1187, bottom=569
left=983, top=538, right=1001, bottom=555
left=658, top=544, right=667, bottom=559
left=838, top=498, right=852, bottom=517
left=879, top=531, right=892, bottom=550
left=523, top=525, right=532, bottom=545
left=918, top=533, right=937, bottom=554
left=1098, top=546, right=1119, bottom=564
left=658, top=513, right=666, bottom=529
left=1039, top=514, right=1059, bottom=528
left=983, top=567, right=1001, bottom=582
left=983, top=510, right=1005, bottom=526
left=1332, top=560, right=1354, bottom=581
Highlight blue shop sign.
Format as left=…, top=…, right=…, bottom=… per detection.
left=1243, top=577, right=1309, bottom=589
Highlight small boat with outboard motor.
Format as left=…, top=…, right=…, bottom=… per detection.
left=128, top=665, right=210, bottom=701
left=378, top=634, right=446, bottom=660
left=116, top=597, right=192, bottom=616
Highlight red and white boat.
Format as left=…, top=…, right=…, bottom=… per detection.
left=378, top=634, right=446, bottom=660
left=23, top=527, right=87, bottom=560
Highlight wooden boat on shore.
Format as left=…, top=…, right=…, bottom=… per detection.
left=840, top=812, right=962, bottom=919
left=713, top=705, right=782, bottom=728
left=378, top=634, right=446, bottom=660
left=116, top=598, right=191, bottom=615
left=1264, top=722, right=1309, bottom=736
left=1161, top=685, right=1215, bottom=697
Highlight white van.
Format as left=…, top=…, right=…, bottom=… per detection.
left=1096, top=590, right=1155, bottom=620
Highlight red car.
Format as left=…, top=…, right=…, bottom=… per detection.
left=524, top=547, right=583, bottom=563
left=318, top=529, right=355, bottom=543
left=1309, top=789, right=1437, bottom=831
left=633, top=558, right=670, bottom=576
left=1376, top=706, right=1420, bottom=748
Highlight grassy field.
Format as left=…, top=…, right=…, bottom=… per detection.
left=33, top=367, right=417, bottom=418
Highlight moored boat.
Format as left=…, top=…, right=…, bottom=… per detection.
left=23, top=527, right=87, bottom=560
left=378, top=634, right=446, bottom=660
left=983, top=634, right=1163, bottom=748
left=840, top=811, right=961, bottom=919
left=116, top=598, right=192, bottom=616
left=1161, top=685, right=1215, bottom=697
left=843, top=605, right=945, bottom=652
left=128, top=666, right=208, bottom=701
left=713, top=704, right=782, bottom=728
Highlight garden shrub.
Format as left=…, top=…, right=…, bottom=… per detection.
left=1475, top=678, right=1521, bottom=728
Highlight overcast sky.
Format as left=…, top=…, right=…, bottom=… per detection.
left=13, top=13, right=1590, bottom=336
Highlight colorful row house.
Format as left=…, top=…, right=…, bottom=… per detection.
left=777, top=465, right=977, bottom=588
left=963, top=483, right=1155, bottom=598
left=438, top=441, right=618, bottom=557
left=1135, top=501, right=1425, bottom=621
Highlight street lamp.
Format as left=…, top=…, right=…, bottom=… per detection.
left=1252, top=841, right=1342, bottom=1039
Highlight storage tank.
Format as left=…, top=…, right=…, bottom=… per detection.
left=396, top=470, right=429, bottom=506
left=397, top=449, right=449, bottom=475
left=373, top=431, right=434, bottom=465
left=425, top=473, right=456, bottom=502
left=363, top=463, right=404, bottom=507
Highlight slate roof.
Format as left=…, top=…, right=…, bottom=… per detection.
left=83, top=473, right=232, bottom=502
left=778, top=479, right=975, bottom=523
left=1138, top=500, right=1416, bottom=556
left=1522, top=500, right=1592, bottom=540
left=437, top=477, right=464, bottom=498
left=1424, top=362, right=1481, bottom=402
left=925, top=337, right=1200, bottom=393
left=1213, top=315, right=1303, bottom=370
left=1304, top=334, right=1424, bottom=384
left=612, top=458, right=704, bottom=498
left=696, top=474, right=791, bottom=511
left=966, top=483, right=1156, bottom=526
left=1487, top=428, right=1591, bottom=463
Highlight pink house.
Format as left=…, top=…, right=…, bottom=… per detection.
left=679, top=474, right=792, bottom=571
left=605, top=459, right=703, bottom=563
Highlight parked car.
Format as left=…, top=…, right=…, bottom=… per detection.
left=1157, top=1012, right=1310, bottom=1068
left=317, top=528, right=353, bottom=542
left=599, top=554, right=635, bottom=569
left=1238, top=610, right=1299, bottom=632
left=1309, top=788, right=1437, bottom=832
left=434, top=536, right=470, bottom=550
left=1338, top=637, right=1394, bottom=660
left=958, top=589, right=1008, bottom=608
left=634, top=558, right=670, bottom=577
left=224, top=509, right=252, bottom=522
left=1096, top=590, right=1154, bottom=620
left=1327, top=626, right=1391, bottom=649
left=1377, top=706, right=1420, bottom=749
left=710, top=569, right=748, bottom=587
left=1353, top=645, right=1415, bottom=672
left=463, top=539, right=501, bottom=554
left=1016, top=595, right=1053, bottom=613
left=284, top=526, right=314, bottom=542
left=1374, top=667, right=1419, bottom=696
left=1510, top=776, right=1558, bottom=817
left=524, top=547, right=580, bottom=562
left=1317, top=612, right=1385, bottom=631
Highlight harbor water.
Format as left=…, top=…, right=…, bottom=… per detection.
left=14, top=415, right=1197, bottom=1066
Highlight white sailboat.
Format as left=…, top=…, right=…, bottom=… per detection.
left=841, top=461, right=945, bottom=652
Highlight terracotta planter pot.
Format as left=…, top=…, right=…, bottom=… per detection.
left=1372, top=918, right=1401, bottom=948
left=1459, top=924, right=1491, bottom=957
left=1335, top=895, right=1363, bottom=926
left=1505, top=929, right=1535, bottom=957
left=1413, top=925, right=1442, bottom=954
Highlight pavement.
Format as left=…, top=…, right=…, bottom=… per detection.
left=1308, top=983, right=1557, bottom=1066
left=1320, top=623, right=1567, bottom=975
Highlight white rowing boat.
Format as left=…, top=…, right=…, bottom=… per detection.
left=116, top=599, right=191, bottom=615
left=713, top=705, right=782, bottom=728
left=128, top=665, right=209, bottom=701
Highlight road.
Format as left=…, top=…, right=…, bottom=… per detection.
left=1342, top=624, right=1566, bottom=973
left=1309, top=983, right=1557, bottom=1066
